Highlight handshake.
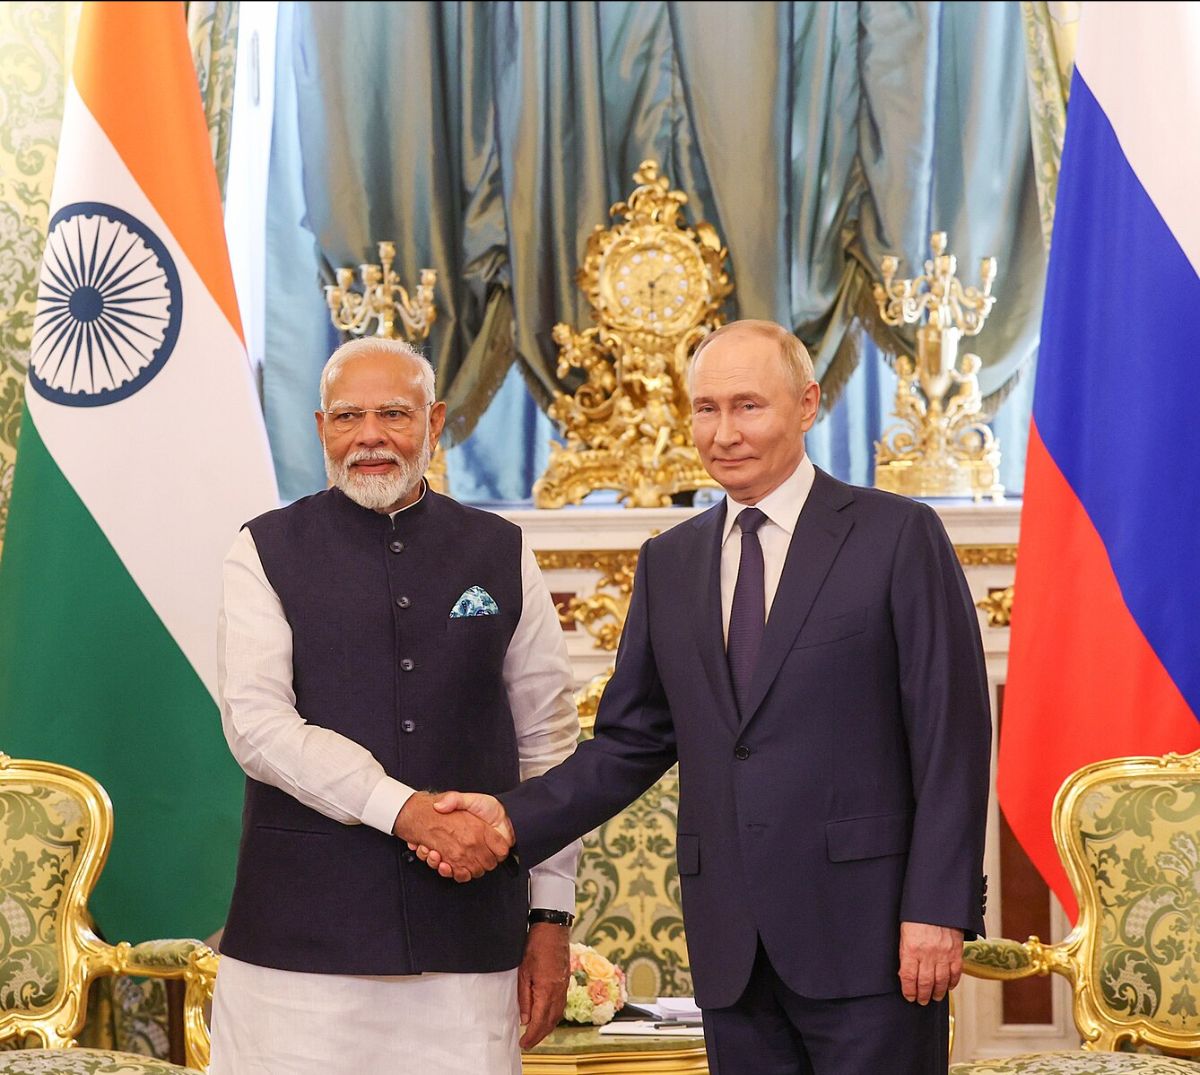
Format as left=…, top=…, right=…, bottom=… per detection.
left=392, top=790, right=515, bottom=882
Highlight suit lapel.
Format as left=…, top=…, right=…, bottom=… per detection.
left=740, top=469, right=855, bottom=725
left=690, top=502, right=741, bottom=736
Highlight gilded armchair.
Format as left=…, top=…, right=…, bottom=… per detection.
left=951, top=750, right=1200, bottom=1074
left=0, top=755, right=218, bottom=1073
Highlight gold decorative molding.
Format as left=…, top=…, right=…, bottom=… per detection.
left=954, top=543, right=1018, bottom=566
left=534, top=161, right=732, bottom=509
left=538, top=544, right=1016, bottom=570
left=976, top=585, right=1014, bottom=627
left=536, top=550, right=639, bottom=652
left=538, top=545, right=1017, bottom=641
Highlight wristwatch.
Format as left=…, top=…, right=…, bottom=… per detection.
left=528, top=908, right=575, bottom=927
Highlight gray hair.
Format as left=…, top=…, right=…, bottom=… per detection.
left=319, top=337, right=436, bottom=408
left=688, top=320, right=815, bottom=395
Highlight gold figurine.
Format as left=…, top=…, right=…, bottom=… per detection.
left=533, top=161, right=732, bottom=508
left=872, top=231, right=1004, bottom=502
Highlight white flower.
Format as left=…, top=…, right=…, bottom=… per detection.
left=591, top=1002, right=615, bottom=1026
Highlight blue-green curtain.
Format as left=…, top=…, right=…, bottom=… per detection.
left=265, top=1, right=1040, bottom=502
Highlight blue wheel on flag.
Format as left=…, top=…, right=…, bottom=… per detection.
left=29, top=201, right=182, bottom=406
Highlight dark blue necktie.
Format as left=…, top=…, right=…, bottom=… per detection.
left=727, top=507, right=768, bottom=718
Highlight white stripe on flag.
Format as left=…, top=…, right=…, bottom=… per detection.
left=28, top=82, right=278, bottom=700
left=1074, top=1, right=1200, bottom=276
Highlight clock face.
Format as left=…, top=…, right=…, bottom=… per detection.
left=599, top=234, right=708, bottom=333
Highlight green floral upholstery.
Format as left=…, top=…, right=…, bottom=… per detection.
left=0, top=781, right=88, bottom=1012
left=1077, top=778, right=1200, bottom=1034
left=76, top=977, right=170, bottom=1058
left=958, top=755, right=1200, bottom=1068
left=572, top=763, right=690, bottom=999
left=0, top=758, right=215, bottom=1071
left=951, top=1053, right=1200, bottom=1074
left=0, top=1050, right=202, bottom=1074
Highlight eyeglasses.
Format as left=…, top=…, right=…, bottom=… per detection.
left=322, top=403, right=432, bottom=433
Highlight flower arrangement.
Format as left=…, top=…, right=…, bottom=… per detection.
left=563, top=942, right=628, bottom=1026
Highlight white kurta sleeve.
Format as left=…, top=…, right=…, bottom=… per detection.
left=503, top=536, right=582, bottom=913
left=218, top=527, right=415, bottom=835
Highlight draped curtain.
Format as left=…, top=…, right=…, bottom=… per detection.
left=186, top=0, right=240, bottom=203
left=1020, top=1, right=1079, bottom=249
left=0, top=2, right=70, bottom=554
left=264, top=1, right=1045, bottom=502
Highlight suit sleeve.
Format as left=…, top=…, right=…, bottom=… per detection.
left=500, top=541, right=678, bottom=868
left=892, top=504, right=992, bottom=937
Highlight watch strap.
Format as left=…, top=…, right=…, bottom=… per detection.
left=528, top=907, right=575, bottom=927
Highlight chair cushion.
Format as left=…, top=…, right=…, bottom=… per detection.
left=951, top=1050, right=1200, bottom=1074
left=0, top=1048, right=202, bottom=1074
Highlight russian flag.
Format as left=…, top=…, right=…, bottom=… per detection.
left=999, top=2, right=1200, bottom=921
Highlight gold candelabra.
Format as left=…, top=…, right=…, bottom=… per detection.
left=872, top=231, right=1004, bottom=503
left=324, top=241, right=437, bottom=341
left=324, top=242, right=447, bottom=493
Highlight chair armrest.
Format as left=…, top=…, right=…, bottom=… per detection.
left=119, top=939, right=218, bottom=1071
left=122, top=938, right=210, bottom=977
left=962, top=936, right=1071, bottom=981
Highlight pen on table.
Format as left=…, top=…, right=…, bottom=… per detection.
left=653, top=1020, right=703, bottom=1029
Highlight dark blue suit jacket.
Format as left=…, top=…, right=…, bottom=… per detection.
left=502, top=469, right=991, bottom=1007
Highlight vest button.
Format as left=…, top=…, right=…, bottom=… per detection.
left=401, top=719, right=416, bottom=733
left=404, top=851, right=416, bottom=863
left=389, top=540, right=405, bottom=553
left=734, top=745, right=751, bottom=760
left=400, top=658, right=415, bottom=672
left=396, top=596, right=411, bottom=609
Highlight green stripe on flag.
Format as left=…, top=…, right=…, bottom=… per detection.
left=0, top=409, right=244, bottom=943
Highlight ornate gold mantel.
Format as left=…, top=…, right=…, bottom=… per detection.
left=534, top=162, right=732, bottom=508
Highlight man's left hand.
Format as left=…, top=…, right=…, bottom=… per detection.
left=898, top=921, right=963, bottom=1004
left=518, top=922, right=570, bottom=1049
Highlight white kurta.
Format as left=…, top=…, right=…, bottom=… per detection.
left=211, top=491, right=581, bottom=1074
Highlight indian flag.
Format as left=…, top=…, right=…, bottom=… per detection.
left=0, top=2, right=277, bottom=941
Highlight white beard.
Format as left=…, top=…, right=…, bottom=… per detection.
left=324, top=431, right=432, bottom=512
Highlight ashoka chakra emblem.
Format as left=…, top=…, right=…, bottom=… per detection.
left=29, top=201, right=182, bottom=406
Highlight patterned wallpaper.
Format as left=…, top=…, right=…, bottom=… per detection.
left=0, top=2, right=69, bottom=556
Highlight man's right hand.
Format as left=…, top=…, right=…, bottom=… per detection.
left=392, top=792, right=512, bottom=880
left=407, top=792, right=514, bottom=882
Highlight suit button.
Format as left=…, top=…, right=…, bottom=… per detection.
left=402, top=719, right=416, bottom=733
left=396, top=596, right=411, bottom=609
left=400, top=658, right=415, bottom=672
left=390, top=541, right=405, bottom=553
left=734, top=746, right=751, bottom=760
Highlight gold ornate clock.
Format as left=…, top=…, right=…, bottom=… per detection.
left=533, top=160, right=732, bottom=508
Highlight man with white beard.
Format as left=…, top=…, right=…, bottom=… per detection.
left=209, top=338, right=581, bottom=1074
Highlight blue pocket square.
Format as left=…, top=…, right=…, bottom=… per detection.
left=451, top=586, right=499, bottom=617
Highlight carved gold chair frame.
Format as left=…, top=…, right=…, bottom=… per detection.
left=962, top=749, right=1200, bottom=1057
left=0, top=755, right=217, bottom=1070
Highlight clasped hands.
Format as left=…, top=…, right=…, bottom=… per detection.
left=393, top=790, right=511, bottom=882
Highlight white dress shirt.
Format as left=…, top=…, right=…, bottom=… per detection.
left=217, top=494, right=581, bottom=912
left=719, top=454, right=816, bottom=642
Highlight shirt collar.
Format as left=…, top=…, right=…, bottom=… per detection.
left=388, top=479, right=428, bottom=519
left=721, top=455, right=816, bottom=546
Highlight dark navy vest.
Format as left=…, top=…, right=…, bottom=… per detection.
left=221, top=488, right=530, bottom=974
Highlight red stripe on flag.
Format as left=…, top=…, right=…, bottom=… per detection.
left=1000, top=422, right=1200, bottom=922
